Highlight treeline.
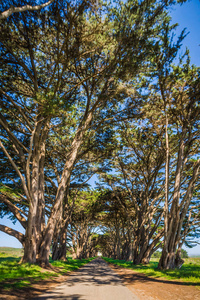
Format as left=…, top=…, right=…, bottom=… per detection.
left=0, top=0, right=199, bottom=270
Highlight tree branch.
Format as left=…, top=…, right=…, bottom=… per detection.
left=0, top=139, right=31, bottom=202
left=0, top=224, right=25, bottom=245
left=0, top=0, right=54, bottom=19
left=0, top=193, right=27, bottom=229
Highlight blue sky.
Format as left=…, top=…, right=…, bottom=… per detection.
left=0, top=0, right=200, bottom=256
left=169, top=0, right=200, bottom=66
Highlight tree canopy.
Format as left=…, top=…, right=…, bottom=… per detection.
left=0, top=0, right=199, bottom=270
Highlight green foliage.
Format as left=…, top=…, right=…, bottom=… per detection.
left=181, top=249, right=189, bottom=259
left=50, top=257, right=94, bottom=274
left=0, top=258, right=53, bottom=288
left=152, top=251, right=162, bottom=258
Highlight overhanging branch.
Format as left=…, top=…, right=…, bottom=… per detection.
left=0, top=224, right=25, bottom=245
left=0, top=0, right=54, bottom=19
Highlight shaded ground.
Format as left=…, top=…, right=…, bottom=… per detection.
left=0, top=258, right=138, bottom=300
left=33, top=258, right=138, bottom=300
left=109, top=263, right=200, bottom=300
left=1, top=258, right=200, bottom=299
left=0, top=273, right=68, bottom=300
left=0, top=257, right=93, bottom=299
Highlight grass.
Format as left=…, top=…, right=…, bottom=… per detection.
left=0, top=248, right=94, bottom=290
left=103, top=257, right=200, bottom=285
left=1, top=247, right=199, bottom=290
left=51, top=257, right=94, bottom=274
left=0, top=247, right=23, bottom=257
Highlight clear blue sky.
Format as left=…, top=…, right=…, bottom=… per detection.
left=0, top=0, right=200, bottom=256
left=169, top=0, right=200, bottom=66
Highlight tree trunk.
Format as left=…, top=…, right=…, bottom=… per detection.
left=158, top=214, right=181, bottom=269
left=22, top=204, right=37, bottom=263
left=52, top=228, right=68, bottom=261
left=37, top=112, right=93, bottom=266
left=59, top=229, right=67, bottom=261
left=52, top=217, right=62, bottom=261
left=22, top=117, right=49, bottom=264
left=158, top=127, right=186, bottom=270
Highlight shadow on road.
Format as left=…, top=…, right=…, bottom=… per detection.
left=33, top=258, right=138, bottom=300
left=64, top=258, right=122, bottom=287
left=37, top=294, right=82, bottom=300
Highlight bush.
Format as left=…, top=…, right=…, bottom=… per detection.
left=152, top=251, right=161, bottom=258
left=181, top=249, right=189, bottom=258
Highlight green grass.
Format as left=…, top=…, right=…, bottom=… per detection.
left=51, top=257, right=94, bottom=274
left=0, top=247, right=23, bottom=257
left=0, top=248, right=94, bottom=290
left=103, top=257, right=200, bottom=285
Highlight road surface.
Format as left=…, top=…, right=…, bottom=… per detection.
left=34, top=258, right=139, bottom=300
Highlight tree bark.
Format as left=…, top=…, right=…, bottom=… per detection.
left=37, top=111, right=93, bottom=265
left=158, top=135, right=200, bottom=269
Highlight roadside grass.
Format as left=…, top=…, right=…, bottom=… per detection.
left=103, top=257, right=200, bottom=285
left=50, top=257, right=94, bottom=274
left=0, top=248, right=94, bottom=290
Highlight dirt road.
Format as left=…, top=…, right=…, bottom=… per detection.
left=34, top=258, right=139, bottom=300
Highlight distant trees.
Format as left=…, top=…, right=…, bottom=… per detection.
left=68, top=190, right=100, bottom=259
left=98, top=124, right=166, bottom=264
left=181, top=249, right=189, bottom=259
left=97, top=189, right=134, bottom=260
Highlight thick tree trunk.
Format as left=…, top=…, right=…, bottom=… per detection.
left=158, top=242, right=184, bottom=269
left=52, top=242, right=59, bottom=261
left=52, top=228, right=68, bottom=261
left=159, top=251, right=176, bottom=269
left=175, top=247, right=184, bottom=269
left=158, top=127, right=186, bottom=270
left=22, top=204, right=37, bottom=263
left=131, top=222, right=163, bottom=265
left=37, top=112, right=93, bottom=266
left=23, top=148, right=40, bottom=263
left=52, top=219, right=62, bottom=260
left=58, top=230, right=67, bottom=261
left=52, top=187, right=72, bottom=261
left=22, top=120, right=49, bottom=265
left=141, top=241, right=162, bottom=264
left=132, top=222, right=146, bottom=264
left=36, top=139, right=46, bottom=256
left=116, top=226, right=121, bottom=259
left=159, top=131, right=200, bottom=270
left=76, top=244, right=83, bottom=259
left=158, top=214, right=180, bottom=269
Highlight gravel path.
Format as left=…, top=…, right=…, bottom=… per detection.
left=34, top=258, right=139, bottom=300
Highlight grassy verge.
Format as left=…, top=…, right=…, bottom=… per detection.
left=103, top=257, right=200, bottom=284
left=0, top=249, right=94, bottom=290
